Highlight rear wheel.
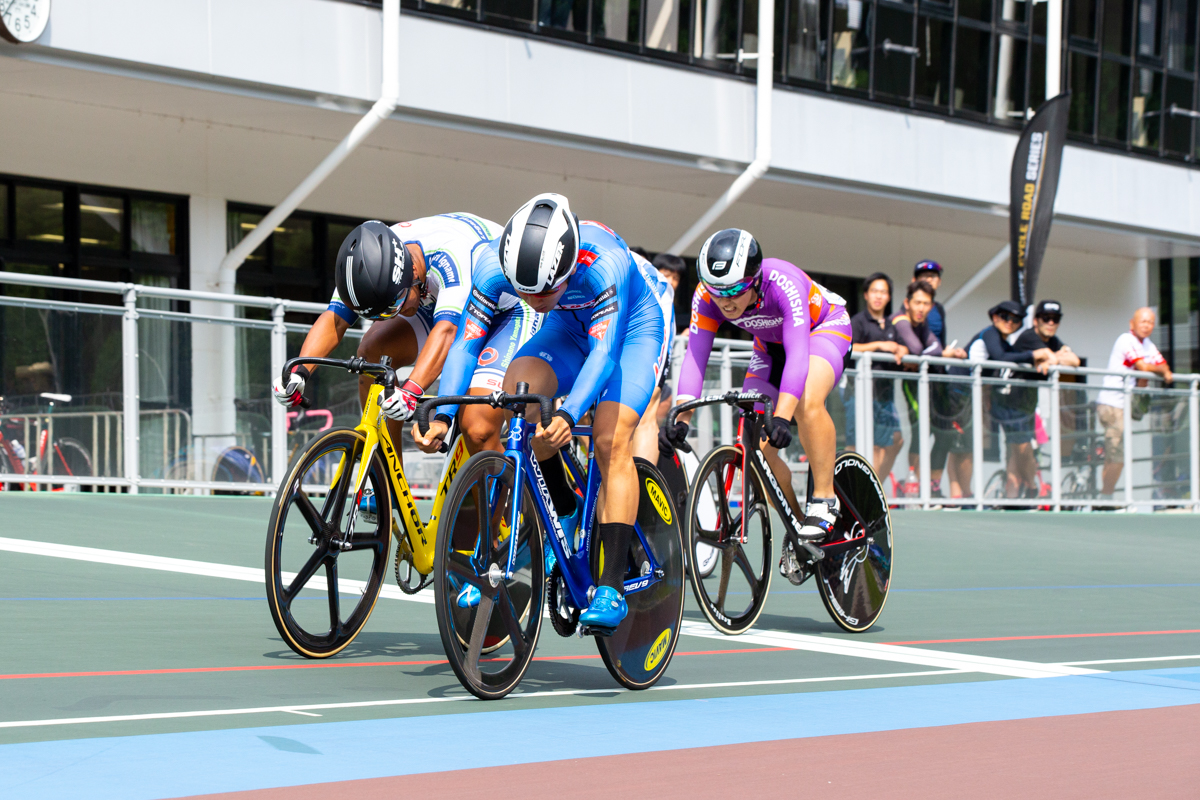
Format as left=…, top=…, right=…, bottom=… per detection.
left=810, top=452, right=893, bottom=633
left=265, top=428, right=391, bottom=658
left=685, top=446, right=772, bottom=635
left=592, top=458, right=685, bottom=689
left=50, top=437, right=93, bottom=490
left=434, top=452, right=543, bottom=700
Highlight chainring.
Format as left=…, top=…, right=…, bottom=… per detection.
left=394, top=537, right=432, bottom=595
left=546, top=564, right=580, bottom=637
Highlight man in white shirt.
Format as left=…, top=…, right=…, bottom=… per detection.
left=1095, top=307, right=1173, bottom=498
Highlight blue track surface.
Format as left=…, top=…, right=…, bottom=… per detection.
left=4, top=668, right=1200, bottom=800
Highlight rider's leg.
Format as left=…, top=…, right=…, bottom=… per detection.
left=631, top=386, right=662, bottom=463
left=356, top=314, right=423, bottom=460
left=460, top=393, right=505, bottom=454
left=593, top=401, right=642, bottom=591
left=792, top=356, right=838, bottom=498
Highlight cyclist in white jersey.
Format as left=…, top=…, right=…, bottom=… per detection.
left=271, top=215, right=541, bottom=454
left=630, top=250, right=677, bottom=462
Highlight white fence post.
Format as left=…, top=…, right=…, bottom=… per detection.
left=1049, top=367, right=1062, bottom=512
left=122, top=286, right=140, bottom=494
left=719, top=346, right=733, bottom=445
left=918, top=360, right=930, bottom=508
left=1123, top=374, right=1134, bottom=508
left=271, top=300, right=288, bottom=485
left=862, top=354, right=874, bottom=463
left=972, top=364, right=984, bottom=510
left=1190, top=377, right=1199, bottom=513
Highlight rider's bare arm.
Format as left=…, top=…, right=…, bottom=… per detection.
left=406, top=320, right=458, bottom=390
left=298, top=311, right=351, bottom=369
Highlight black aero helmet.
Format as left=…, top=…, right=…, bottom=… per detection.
left=697, top=228, right=763, bottom=297
left=334, top=221, right=413, bottom=319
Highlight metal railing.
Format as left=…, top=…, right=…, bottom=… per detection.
left=679, top=336, right=1197, bottom=512
left=1, top=269, right=1194, bottom=509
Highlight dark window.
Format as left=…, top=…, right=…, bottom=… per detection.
left=1163, top=75, right=1196, bottom=153
left=959, top=0, right=992, bottom=24
left=1132, top=67, right=1163, bottom=148
left=15, top=185, right=64, bottom=246
left=1099, top=60, right=1132, bottom=140
left=786, top=0, right=826, bottom=81
left=992, top=34, right=1029, bottom=120
left=873, top=4, right=916, bottom=99
left=1104, top=0, right=1134, bottom=55
left=914, top=14, right=952, bottom=107
left=831, top=0, right=872, bottom=91
left=1069, top=52, right=1099, bottom=133
left=1070, top=0, right=1098, bottom=39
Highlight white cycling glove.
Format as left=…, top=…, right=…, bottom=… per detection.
left=272, top=366, right=308, bottom=408
left=382, top=379, right=424, bottom=421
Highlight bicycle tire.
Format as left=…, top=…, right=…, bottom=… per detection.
left=983, top=469, right=1007, bottom=502
left=434, top=452, right=543, bottom=700
left=265, top=427, right=392, bottom=658
left=592, top=458, right=685, bottom=690
left=810, top=452, right=893, bottom=633
left=684, top=445, right=773, bottom=635
left=52, top=437, right=94, bottom=489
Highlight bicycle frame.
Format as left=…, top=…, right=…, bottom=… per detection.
left=672, top=391, right=878, bottom=563
left=444, top=407, right=665, bottom=613
left=282, top=355, right=469, bottom=577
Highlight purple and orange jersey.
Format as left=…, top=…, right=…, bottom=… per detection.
left=676, top=258, right=852, bottom=404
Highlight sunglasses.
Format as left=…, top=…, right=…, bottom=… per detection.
left=996, top=312, right=1022, bottom=324
left=1037, top=314, right=1062, bottom=323
left=706, top=275, right=759, bottom=298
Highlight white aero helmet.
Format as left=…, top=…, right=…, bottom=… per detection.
left=499, top=193, right=580, bottom=294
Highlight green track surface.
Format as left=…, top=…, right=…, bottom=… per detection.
left=2, top=494, right=1198, bottom=745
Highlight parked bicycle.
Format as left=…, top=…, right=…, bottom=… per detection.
left=668, top=391, right=893, bottom=635
left=263, top=355, right=470, bottom=658
left=417, top=386, right=686, bottom=700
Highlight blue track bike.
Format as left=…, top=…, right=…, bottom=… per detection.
left=416, top=385, right=685, bottom=700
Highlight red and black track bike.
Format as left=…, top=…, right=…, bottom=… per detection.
left=667, top=391, right=893, bottom=635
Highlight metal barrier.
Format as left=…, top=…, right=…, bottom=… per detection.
left=1, top=269, right=1194, bottom=509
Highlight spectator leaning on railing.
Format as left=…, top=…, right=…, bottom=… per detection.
left=893, top=280, right=968, bottom=498
left=967, top=300, right=1054, bottom=499
left=912, top=261, right=947, bottom=345
left=849, top=272, right=907, bottom=481
left=1095, top=307, right=1173, bottom=500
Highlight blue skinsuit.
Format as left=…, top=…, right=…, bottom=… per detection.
left=438, top=221, right=665, bottom=422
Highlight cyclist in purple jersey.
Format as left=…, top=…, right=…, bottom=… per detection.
left=663, top=229, right=852, bottom=541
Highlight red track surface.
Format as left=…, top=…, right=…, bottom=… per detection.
left=183, top=705, right=1200, bottom=799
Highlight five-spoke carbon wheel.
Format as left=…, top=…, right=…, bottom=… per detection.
left=811, top=451, right=893, bottom=633
left=434, top=452, right=543, bottom=700
left=685, top=446, right=772, bottom=635
left=265, top=428, right=392, bottom=658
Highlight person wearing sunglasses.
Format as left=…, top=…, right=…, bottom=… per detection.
left=1012, top=301, right=1079, bottom=371
left=418, top=193, right=668, bottom=632
left=965, top=300, right=1054, bottom=499
left=663, top=229, right=853, bottom=544
left=273, top=214, right=541, bottom=458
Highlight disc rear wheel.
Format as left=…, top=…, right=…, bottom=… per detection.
left=810, top=451, right=893, bottom=633
left=592, top=458, right=685, bottom=689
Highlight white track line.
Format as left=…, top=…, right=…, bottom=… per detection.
left=0, top=536, right=1106, bottom=679
left=0, top=669, right=964, bottom=730
left=678, top=622, right=1104, bottom=679
left=0, top=536, right=432, bottom=604
left=1056, top=655, right=1200, bottom=666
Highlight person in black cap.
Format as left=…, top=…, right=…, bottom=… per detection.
left=1013, top=301, right=1080, bottom=372
left=966, top=300, right=1054, bottom=499
left=912, top=261, right=947, bottom=345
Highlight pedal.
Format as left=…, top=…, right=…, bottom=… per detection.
left=578, top=624, right=616, bottom=638
left=779, top=543, right=812, bottom=587
left=800, top=540, right=825, bottom=562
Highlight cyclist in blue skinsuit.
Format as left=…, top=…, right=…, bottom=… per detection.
left=415, top=194, right=667, bottom=633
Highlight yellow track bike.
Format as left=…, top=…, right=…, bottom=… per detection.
left=264, top=355, right=469, bottom=658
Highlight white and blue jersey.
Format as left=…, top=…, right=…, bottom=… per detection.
left=439, top=220, right=666, bottom=421
left=326, top=213, right=509, bottom=329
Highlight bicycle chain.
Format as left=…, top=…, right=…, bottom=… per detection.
left=394, top=540, right=432, bottom=594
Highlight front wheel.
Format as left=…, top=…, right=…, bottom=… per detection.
left=685, top=446, right=772, bottom=635
left=434, top=452, right=543, bottom=700
left=810, top=451, right=893, bottom=633
left=265, top=427, right=392, bottom=658
left=592, top=458, right=685, bottom=690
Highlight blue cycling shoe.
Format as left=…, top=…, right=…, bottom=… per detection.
left=456, top=582, right=481, bottom=609
left=358, top=492, right=377, bottom=522
left=579, top=585, right=627, bottom=635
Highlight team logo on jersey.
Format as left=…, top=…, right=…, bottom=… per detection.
left=589, top=320, right=611, bottom=340
left=464, top=320, right=486, bottom=340
left=590, top=301, right=618, bottom=321
left=428, top=251, right=460, bottom=288
left=466, top=303, right=493, bottom=326
left=479, top=347, right=499, bottom=366
left=470, top=287, right=497, bottom=312
left=577, top=246, right=600, bottom=267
